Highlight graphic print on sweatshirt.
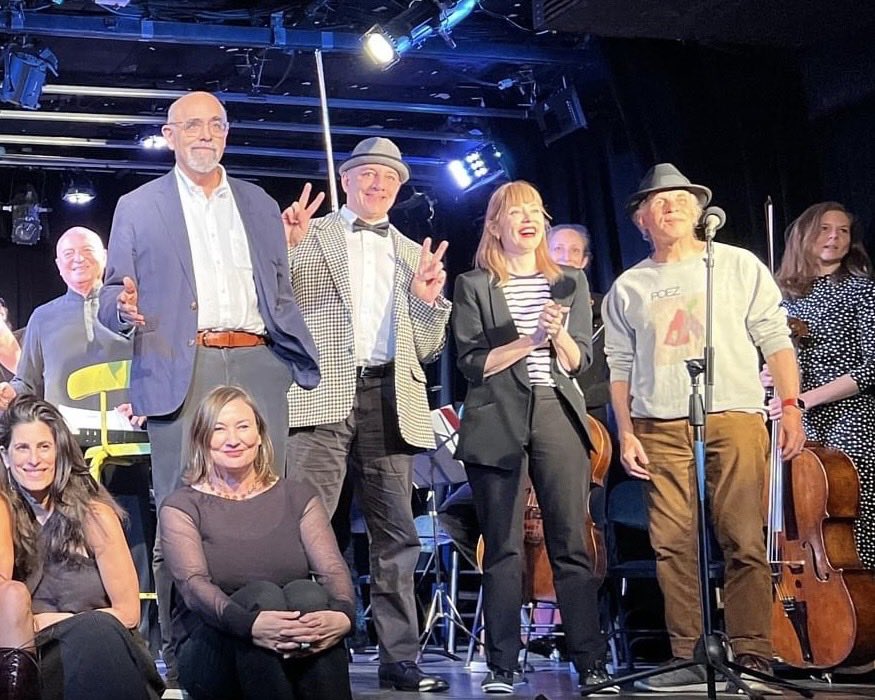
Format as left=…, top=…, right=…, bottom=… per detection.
left=649, top=285, right=705, bottom=368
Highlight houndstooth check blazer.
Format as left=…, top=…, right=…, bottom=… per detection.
left=286, top=210, right=451, bottom=449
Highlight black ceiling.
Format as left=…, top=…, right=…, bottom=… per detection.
left=537, top=0, right=875, bottom=46
left=0, top=0, right=872, bottom=195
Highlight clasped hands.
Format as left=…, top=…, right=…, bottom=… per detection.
left=251, top=609, right=350, bottom=658
left=531, top=300, right=570, bottom=347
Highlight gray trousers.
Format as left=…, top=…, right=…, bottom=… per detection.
left=150, top=344, right=293, bottom=672
left=286, top=370, right=422, bottom=664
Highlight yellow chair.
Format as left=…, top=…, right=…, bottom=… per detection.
left=66, top=359, right=151, bottom=484
left=66, top=359, right=155, bottom=603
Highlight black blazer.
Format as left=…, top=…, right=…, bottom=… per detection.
left=451, top=266, right=593, bottom=471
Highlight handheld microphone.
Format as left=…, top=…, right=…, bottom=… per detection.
left=701, top=206, right=726, bottom=239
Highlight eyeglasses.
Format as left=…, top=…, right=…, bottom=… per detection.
left=166, top=118, right=230, bottom=136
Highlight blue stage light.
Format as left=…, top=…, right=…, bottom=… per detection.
left=447, top=143, right=507, bottom=192
left=1, top=44, right=59, bottom=110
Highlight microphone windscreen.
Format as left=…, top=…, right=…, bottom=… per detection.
left=702, top=205, right=726, bottom=231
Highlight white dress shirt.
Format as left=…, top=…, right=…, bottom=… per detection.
left=174, top=166, right=265, bottom=334
left=340, top=205, right=396, bottom=365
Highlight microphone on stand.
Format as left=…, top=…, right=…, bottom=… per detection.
left=701, top=205, right=726, bottom=239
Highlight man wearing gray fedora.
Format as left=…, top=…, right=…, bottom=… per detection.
left=283, top=137, right=451, bottom=692
left=602, top=163, right=805, bottom=693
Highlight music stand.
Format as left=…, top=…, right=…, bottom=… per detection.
left=413, top=406, right=473, bottom=660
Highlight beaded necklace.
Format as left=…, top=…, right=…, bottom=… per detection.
left=201, top=473, right=277, bottom=501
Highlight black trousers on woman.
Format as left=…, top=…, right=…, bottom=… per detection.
left=37, top=610, right=165, bottom=700
left=177, top=580, right=352, bottom=700
left=467, top=385, right=606, bottom=675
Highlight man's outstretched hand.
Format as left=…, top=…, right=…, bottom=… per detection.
left=117, top=276, right=145, bottom=326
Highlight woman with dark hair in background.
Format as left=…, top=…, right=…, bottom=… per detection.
left=451, top=180, right=616, bottom=695
left=0, top=394, right=163, bottom=700
left=765, top=201, right=875, bottom=568
left=160, top=385, right=354, bottom=700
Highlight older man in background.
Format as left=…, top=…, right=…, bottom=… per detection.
left=0, top=227, right=132, bottom=412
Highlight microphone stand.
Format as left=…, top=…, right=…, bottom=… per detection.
left=583, top=222, right=813, bottom=699
left=417, top=425, right=475, bottom=660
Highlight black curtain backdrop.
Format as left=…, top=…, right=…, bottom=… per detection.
left=515, top=39, right=823, bottom=296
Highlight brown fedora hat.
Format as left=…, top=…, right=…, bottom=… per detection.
left=625, top=163, right=711, bottom=214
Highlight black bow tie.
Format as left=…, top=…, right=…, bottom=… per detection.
left=352, top=218, right=390, bottom=237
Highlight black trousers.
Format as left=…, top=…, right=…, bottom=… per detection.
left=177, top=580, right=352, bottom=700
left=286, top=369, right=422, bottom=663
left=467, top=386, right=606, bottom=674
left=36, top=611, right=164, bottom=700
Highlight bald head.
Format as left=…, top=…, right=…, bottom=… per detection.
left=167, top=91, right=226, bottom=124
left=55, top=227, right=106, bottom=297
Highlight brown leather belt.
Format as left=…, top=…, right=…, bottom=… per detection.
left=196, top=330, right=267, bottom=348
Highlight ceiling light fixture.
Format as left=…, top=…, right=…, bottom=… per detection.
left=447, top=142, right=507, bottom=192
left=2, top=185, right=49, bottom=245
left=0, top=42, right=59, bottom=110
left=362, top=0, right=477, bottom=69
left=62, top=174, right=96, bottom=205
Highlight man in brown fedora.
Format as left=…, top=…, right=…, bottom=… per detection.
left=602, top=163, right=805, bottom=693
left=283, top=137, right=451, bottom=692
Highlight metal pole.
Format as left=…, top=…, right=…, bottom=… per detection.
left=314, top=49, right=339, bottom=211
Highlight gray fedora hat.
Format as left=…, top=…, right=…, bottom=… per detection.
left=625, top=163, right=711, bottom=214
left=338, top=136, right=410, bottom=184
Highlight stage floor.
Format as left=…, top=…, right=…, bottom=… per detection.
left=161, top=654, right=875, bottom=699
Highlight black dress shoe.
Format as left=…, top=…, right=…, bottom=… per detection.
left=378, top=661, right=450, bottom=692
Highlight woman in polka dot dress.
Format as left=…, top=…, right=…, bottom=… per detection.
left=774, top=201, right=875, bottom=568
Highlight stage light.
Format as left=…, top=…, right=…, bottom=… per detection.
left=447, top=143, right=507, bottom=192
left=140, top=134, right=168, bottom=149
left=1, top=43, right=59, bottom=110
left=362, top=0, right=476, bottom=69
left=62, top=185, right=95, bottom=205
left=62, top=174, right=96, bottom=205
left=2, top=185, right=49, bottom=245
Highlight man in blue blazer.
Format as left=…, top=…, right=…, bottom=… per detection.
left=99, top=91, right=320, bottom=677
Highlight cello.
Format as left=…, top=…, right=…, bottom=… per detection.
left=768, top=428, right=875, bottom=667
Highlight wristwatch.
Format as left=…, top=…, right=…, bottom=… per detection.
left=781, top=397, right=807, bottom=411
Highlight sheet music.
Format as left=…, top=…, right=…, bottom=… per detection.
left=57, top=404, right=144, bottom=434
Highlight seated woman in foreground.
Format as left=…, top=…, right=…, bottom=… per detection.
left=160, top=385, right=354, bottom=700
left=0, top=394, right=164, bottom=700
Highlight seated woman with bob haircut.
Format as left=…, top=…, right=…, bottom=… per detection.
left=160, top=385, right=354, bottom=700
left=0, top=394, right=164, bottom=700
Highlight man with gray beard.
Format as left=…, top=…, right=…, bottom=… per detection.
left=98, top=91, right=320, bottom=681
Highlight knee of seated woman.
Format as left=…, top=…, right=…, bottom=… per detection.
left=282, top=579, right=329, bottom=613
left=230, top=580, right=287, bottom=610
left=0, top=579, right=32, bottom=625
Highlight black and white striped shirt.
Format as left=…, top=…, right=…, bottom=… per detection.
left=502, top=274, right=555, bottom=387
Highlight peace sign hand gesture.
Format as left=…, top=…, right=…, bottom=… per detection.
left=410, top=237, right=448, bottom=306
left=282, top=183, right=326, bottom=248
